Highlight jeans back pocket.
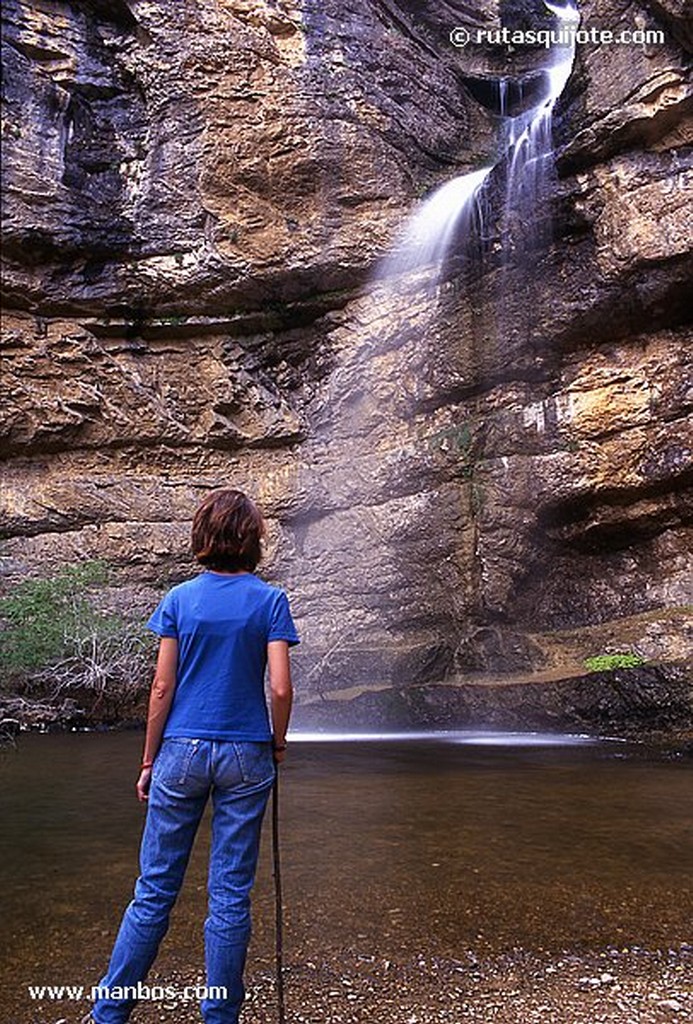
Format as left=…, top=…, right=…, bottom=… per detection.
left=233, top=742, right=275, bottom=786
left=154, top=738, right=202, bottom=787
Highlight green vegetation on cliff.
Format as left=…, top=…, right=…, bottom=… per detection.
left=584, top=653, right=647, bottom=673
left=0, top=562, right=154, bottom=728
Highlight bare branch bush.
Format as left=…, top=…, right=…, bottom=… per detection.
left=0, top=562, right=157, bottom=724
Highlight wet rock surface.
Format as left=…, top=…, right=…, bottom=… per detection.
left=1, top=0, right=691, bottom=732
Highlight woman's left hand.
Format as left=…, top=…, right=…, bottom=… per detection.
left=136, top=766, right=153, bottom=803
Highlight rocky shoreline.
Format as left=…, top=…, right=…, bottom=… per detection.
left=26, top=945, right=693, bottom=1024
left=3, top=661, right=691, bottom=746
left=244, top=945, right=693, bottom=1024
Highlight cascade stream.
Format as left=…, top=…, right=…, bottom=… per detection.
left=380, top=1, right=579, bottom=283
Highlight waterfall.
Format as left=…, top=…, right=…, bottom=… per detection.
left=502, top=2, right=579, bottom=255
left=380, top=1, right=579, bottom=283
left=379, top=165, right=492, bottom=281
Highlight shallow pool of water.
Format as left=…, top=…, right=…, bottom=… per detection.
left=1, top=731, right=691, bottom=1022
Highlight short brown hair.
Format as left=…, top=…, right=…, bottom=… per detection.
left=191, top=489, right=264, bottom=572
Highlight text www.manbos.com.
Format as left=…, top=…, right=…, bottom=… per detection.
left=28, top=982, right=228, bottom=1002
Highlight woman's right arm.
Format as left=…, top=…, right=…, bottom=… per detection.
left=267, top=640, right=293, bottom=764
left=136, top=636, right=178, bottom=801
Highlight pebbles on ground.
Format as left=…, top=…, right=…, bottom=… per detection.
left=31, top=944, right=692, bottom=1024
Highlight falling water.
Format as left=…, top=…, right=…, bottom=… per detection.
left=502, top=1, right=579, bottom=254
left=290, top=3, right=582, bottom=734
left=380, top=165, right=492, bottom=280
left=380, top=1, right=579, bottom=282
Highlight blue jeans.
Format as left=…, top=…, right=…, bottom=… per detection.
left=92, top=738, right=275, bottom=1024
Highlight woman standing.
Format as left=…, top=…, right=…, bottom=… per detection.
left=85, top=488, right=299, bottom=1024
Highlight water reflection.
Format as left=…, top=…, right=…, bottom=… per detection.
left=290, top=730, right=603, bottom=746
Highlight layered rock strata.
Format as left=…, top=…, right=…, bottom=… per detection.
left=1, top=0, right=691, bottom=730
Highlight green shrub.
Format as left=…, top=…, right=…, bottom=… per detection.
left=0, top=562, right=110, bottom=673
left=584, top=652, right=647, bottom=673
left=0, top=562, right=154, bottom=714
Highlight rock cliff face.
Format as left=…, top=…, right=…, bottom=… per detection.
left=1, top=0, right=691, bottom=731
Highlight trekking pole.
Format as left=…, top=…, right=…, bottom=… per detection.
left=271, top=769, right=286, bottom=1024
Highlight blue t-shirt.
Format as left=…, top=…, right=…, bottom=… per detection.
left=147, top=571, right=300, bottom=741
